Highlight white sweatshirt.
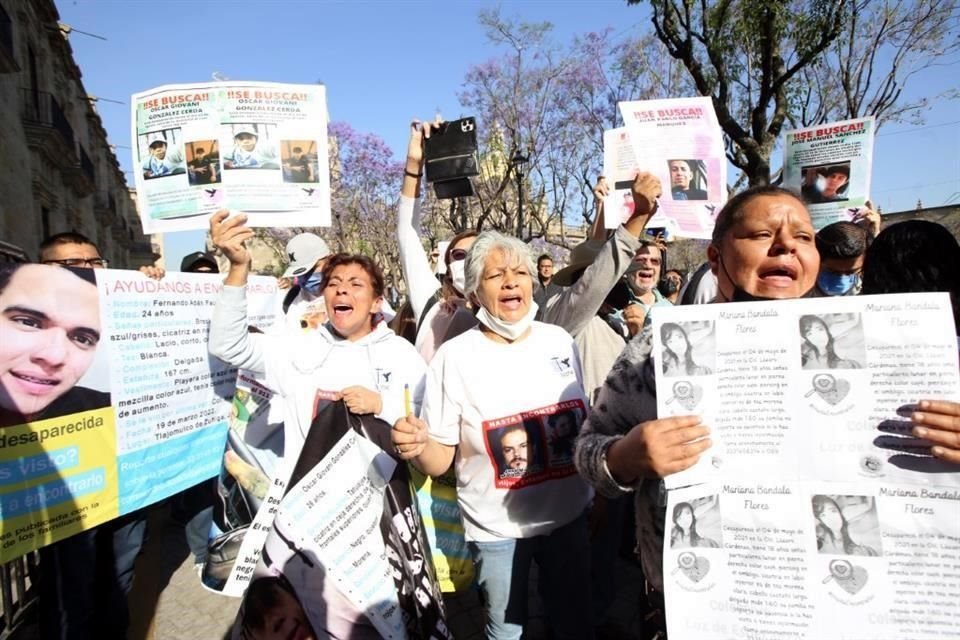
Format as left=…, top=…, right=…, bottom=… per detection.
left=210, top=285, right=426, bottom=458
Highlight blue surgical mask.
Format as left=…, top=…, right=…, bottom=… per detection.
left=297, top=270, right=324, bottom=295
left=817, top=270, right=860, bottom=296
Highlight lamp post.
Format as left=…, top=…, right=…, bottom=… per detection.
left=510, top=149, right=529, bottom=239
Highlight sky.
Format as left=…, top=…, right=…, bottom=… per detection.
left=56, top=0, right=960, bottom=268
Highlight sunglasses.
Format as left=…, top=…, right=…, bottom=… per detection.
left=449, top=248, right=468, bottom=262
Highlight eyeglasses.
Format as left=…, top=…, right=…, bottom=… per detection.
left=43, top=258, right=110, bottom=268
left=449, top=248, right=468, bottom=262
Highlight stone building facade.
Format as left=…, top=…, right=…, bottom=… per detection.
left=0, top=0, right=154, bottom=265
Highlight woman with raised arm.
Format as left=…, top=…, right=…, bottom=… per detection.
left=398, top=119, right=478, bottom=362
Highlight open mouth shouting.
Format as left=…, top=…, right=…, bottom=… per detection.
left=757, top=261, right=798, bottom=288
left=332, top=302, right=354, bottom=319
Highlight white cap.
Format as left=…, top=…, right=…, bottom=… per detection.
left=283, top=233, right=331, bottom=278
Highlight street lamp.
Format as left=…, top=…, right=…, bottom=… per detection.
left=510, top=149, right=529, bottom=239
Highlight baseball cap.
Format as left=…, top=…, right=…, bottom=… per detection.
left=283, top=233, right=331, bottom=278
left=181, top=251, right=220, bottom=273
left=234, top=128, right=258, bottom=138
left=149, top=139, right=167, bottom=149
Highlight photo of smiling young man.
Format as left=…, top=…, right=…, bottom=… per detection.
left=0, top=263, right=109, bottom=427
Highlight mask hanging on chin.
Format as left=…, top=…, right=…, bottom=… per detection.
left=448, top=259, right=466, bottom=295
left=717, top=256, right=815, bottom=302
left=475, top=301, right=539, bottom=342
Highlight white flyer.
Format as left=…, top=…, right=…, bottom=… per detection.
left=131, top=81, right=331, bottom=234
left=783, top=116, right=876, bottom=229
left=664, top=480, right=960, bottom=640
left=617, top=97, right=727, bottom=239
left=652, top=293, right=960, bottom=490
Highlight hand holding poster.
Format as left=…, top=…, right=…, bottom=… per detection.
left=782, top=116, right=876, bottom=229
left=131, top=81, right=331, bottom=234
left=236, top=400, right=450, bottom=640
left=0, top=265, right=277, bottom=560
left=651, top=293, right=960, bottom=640
left=614, top=97, right=727, bottom=238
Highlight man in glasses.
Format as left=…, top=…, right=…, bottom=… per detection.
left=39, top=232, right=109, bottom=268
left=35, top=231, right=151, bottom=639
left=40, top=231, right=166, bottom=279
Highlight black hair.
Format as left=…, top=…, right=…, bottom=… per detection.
left=39, top=232, right=101, bottom=256
left=195, top=147, right=205, bottom=154
left=711, top=185, right=805, bottom=245
left=292, top=146, right=302, bottom=153
left=0, top=263, right=95, bottom=293
left=815, top=221, right=870, bottom=260
left=320, top=253, right=385, bottom=298
left=861, top=220, right=960, bottom=328
left=537, top=253, right=553, bottom=266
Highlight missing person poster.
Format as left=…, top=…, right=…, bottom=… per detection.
left=236, top=401, right=450, bottom=640
left=782, top=116, right=876, bottom=229
left=617, top=97, right=727, bottom=239
left=653, top=292, right=960, bottom=640
left=0, top=264, right=277, bottom=560
left=663, top=481, right=960, bottom=640
left=653, top=292, right=960, bottom=491
left=131, top=81, right=331, bottom=234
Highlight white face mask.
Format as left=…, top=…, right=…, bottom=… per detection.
left=475, top=301, right=539, bottom=342
left=448, top=259, right=466, bottom=294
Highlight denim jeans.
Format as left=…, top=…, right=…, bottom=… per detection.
left=468, top=513, right=593, bottom=640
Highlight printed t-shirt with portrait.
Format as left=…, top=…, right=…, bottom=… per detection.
left=422, top=322, right=593, bottom=542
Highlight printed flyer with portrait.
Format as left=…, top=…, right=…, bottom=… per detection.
left=782, top=116, right=876, bottom=229
left=0, top=265, right=277, bottom=560
left=131, top=81, right=331, bottom=234
left=235, top=401, right=451, bottom=639
left=616, top=97, right=727, bottom=239
left=651, top=293, right=960, bottom=640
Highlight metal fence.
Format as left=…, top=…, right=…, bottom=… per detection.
left=0, top=553, right=39, bottom=639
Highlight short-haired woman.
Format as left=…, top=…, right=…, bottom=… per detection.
left=392, top=230, right=594, bottom=640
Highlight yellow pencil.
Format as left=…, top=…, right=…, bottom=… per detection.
left=404, top=384, right=412, bottom=416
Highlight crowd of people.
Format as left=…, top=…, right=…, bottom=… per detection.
left=7, top=117, right=960, bottom=640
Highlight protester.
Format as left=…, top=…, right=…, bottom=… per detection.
left=392, top=231, right=594, bottom=640
left=398, top=119, right=478, bottom=362
left=28, top=242, right=147, bottom=639
left=181, top=250, right=220, bottom=273
left=276, top=232, right=333, bottom=331
left=861, top=220, right=960, bottom=465
left=40, top=230, right=166, bottom=279
left=678, top=261, right=718, bottom=306
left=622, top=240, right=671, bottom=328
left=814, top=221, right=870, bottom=296
left=542, top=173, right=661, bottom=402
left=534, top=253, right=560, bottom=308
left=575, top=185, right=820, bottom=637
left=208, top=210, right=425, bottom=459
left=658, top=268, right=684, bottom=303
